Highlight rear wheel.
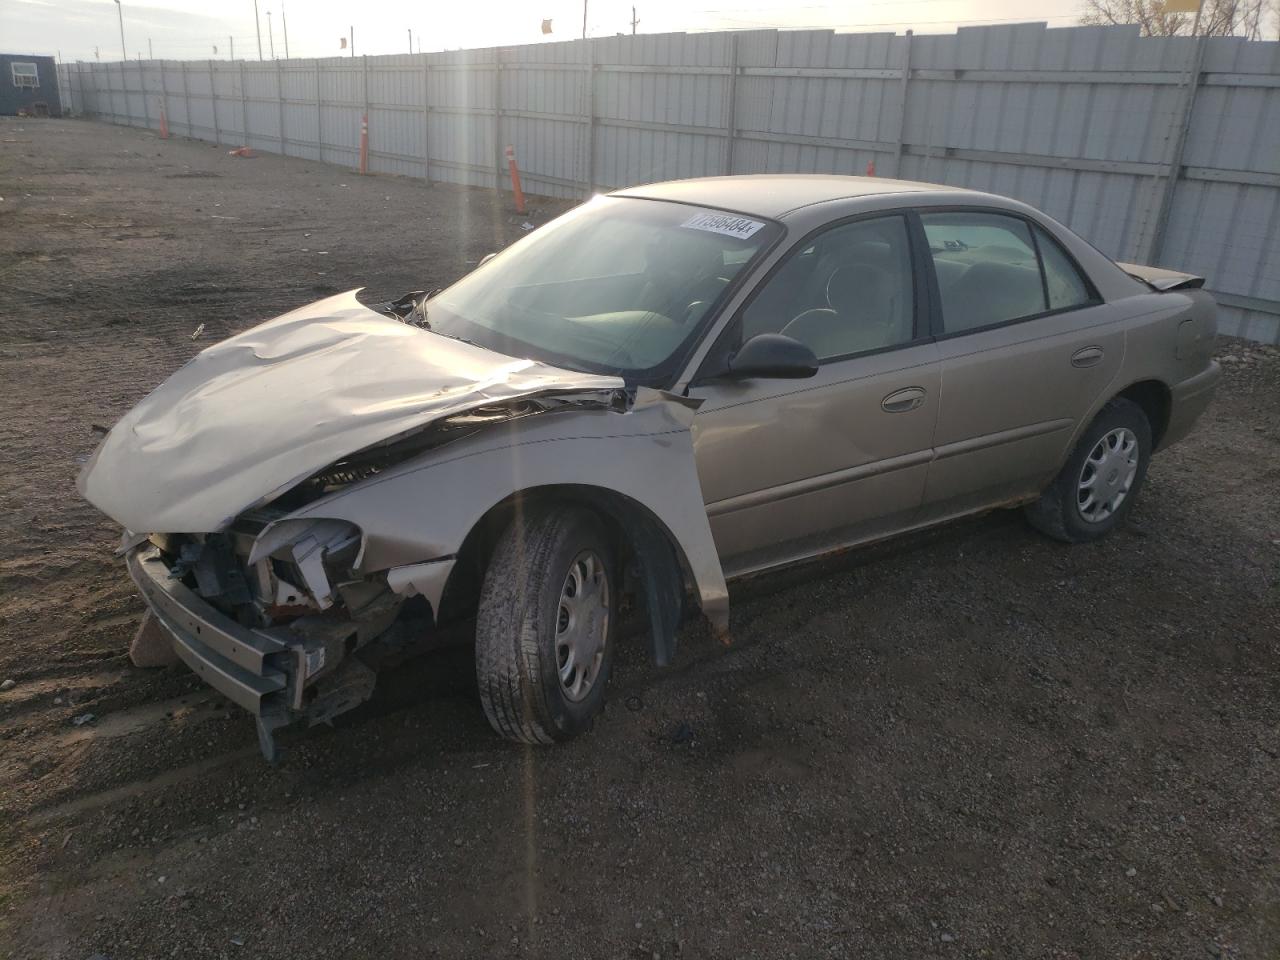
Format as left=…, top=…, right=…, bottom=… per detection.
left=1025, top=398, right=1152, bottom=543
left=475, top=506, right=615, bottom=744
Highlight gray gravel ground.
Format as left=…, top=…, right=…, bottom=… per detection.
left=1, top=117, right=1278, bottom=960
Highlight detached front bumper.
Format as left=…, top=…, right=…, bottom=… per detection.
left=127, top=546, right=291, bottom=716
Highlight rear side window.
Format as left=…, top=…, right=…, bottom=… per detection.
left=1034, top=224, right=1094, bottom=311
left=921, top=212, right=1045, bottom=333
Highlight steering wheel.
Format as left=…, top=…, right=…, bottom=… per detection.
left=677, top=275, right=731, bottom=325
left=778, top=308, right=838, bottom=357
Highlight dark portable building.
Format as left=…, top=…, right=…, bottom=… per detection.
left=0, top=54, right=61, bottom=117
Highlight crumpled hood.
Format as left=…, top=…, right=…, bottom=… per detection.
left=77, top=290, right=623, bottom=532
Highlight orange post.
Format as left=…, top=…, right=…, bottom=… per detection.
left=505, top=144, right=526, bottom=215
left=358, top=113, right=369, bottom=175
left=865, top=159, right=876, bottom=176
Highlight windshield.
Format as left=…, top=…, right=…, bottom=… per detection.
left=423, top=196, right=780, bottom=383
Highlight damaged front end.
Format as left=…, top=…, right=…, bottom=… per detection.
left=127, top=517, right=411, bottom=761
left=83, top=289, right=731, bottom=761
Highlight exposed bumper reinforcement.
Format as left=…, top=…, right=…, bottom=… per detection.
left=127, top=547, right=290, bottom=715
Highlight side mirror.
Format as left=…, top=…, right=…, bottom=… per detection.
left=727, top=333, right=819, bottom=380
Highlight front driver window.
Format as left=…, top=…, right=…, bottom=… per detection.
left=739, top=215, right=916, bottom=361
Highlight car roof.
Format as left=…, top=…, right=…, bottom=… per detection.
left=611, top=174, right=967, bottom=220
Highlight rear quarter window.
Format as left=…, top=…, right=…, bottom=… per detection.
left=1034, top=224, right=1095, bottom=310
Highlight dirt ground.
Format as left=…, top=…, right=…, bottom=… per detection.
left=1, top=117, right=1278, bottom=960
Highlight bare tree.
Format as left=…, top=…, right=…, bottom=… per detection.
left=1080, top=0, right=1269, bottom=37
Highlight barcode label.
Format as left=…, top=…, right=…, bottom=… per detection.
left=681, top=212, right=766, bottom=240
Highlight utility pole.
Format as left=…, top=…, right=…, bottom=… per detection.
left=282, top=0, right=290, bottom=58
left=148, top=37, right=153, bottom=59
left=230, top=36, right=235, bottom=60
left=267, top=10, right=275, bottom=59
left=94, top=46, right=100, bottom=60
left=582, top=0, right=588, bottom=39
left=253, top=0, right=263, bottom=60
left=349, top=26, right=355, bottom=57
left=113, top=0, right=126, bottom=61
left=408, top=28, right=413, bottom=53
left=631, top=5, right=639, bottom=34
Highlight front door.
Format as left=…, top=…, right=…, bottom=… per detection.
left=686, top=213, right=940, bottom=578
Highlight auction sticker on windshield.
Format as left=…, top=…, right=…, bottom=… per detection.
left=681, top=211, right=766, bottom=240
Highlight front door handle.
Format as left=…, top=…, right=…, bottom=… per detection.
left=881, top=386, right=927, bottom=413
left=1071, top=346, right=1104, bottom=368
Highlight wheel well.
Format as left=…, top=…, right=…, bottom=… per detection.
left=1115, top=379, right=1171, bottom=448
left=437, top=486, right=696, bottom=662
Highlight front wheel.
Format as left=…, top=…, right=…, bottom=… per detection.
left=475, top=507, right=616, bottom=744
left=1025, top=398, right=1152, bottom=543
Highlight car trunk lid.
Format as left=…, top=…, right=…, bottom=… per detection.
left=1116, top=262, right=1206, bottom=292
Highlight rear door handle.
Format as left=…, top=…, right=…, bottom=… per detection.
left=1071, top=346, right=1104, bottom=368
left=881, top=386, right=927, bottom=413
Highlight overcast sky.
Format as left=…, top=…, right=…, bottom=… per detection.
left=4, top=0, right=1090, bottom=62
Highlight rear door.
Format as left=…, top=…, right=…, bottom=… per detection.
left=915, top=209, right=1125, bottom=522
left=687, top=213, right=940, bottom=578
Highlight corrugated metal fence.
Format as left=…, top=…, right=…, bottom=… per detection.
left=57, top=24, right=1280, bottom=342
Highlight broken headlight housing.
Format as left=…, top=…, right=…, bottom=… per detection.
left=246, top=519, right=362, bottom=611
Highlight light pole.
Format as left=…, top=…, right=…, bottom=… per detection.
left=282, top=0, right=290, bottom=58
left=266, top=10, right=275, bottom=59
left=113, top=0, right=127, bottom=62
left=253, top=0, right=263, bottom=60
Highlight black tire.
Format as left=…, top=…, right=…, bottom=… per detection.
left=475, top=506, right=616, bottom=744
left=1025, top=398, right=1152, bottom=543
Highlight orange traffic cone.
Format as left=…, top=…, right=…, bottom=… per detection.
left=866, top=159, right=876, bottom=176
left=505, top=145, right=526, bottom=215
left=358, top=113, right=369, bottom=175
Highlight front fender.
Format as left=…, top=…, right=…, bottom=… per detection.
left=277, top=390, right=730, bottom=642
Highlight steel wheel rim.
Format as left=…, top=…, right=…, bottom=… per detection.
left=555, top=549, right=610, bottom=703
left=1076, top=427, right=1139, bottom=523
